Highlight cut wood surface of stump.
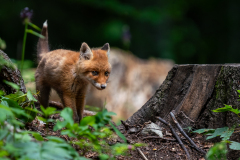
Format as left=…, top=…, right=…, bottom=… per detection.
left=121, top=64, right=240, bottom=159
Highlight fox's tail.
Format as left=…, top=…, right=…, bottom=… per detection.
left=37, top=20, right=49, bottom=62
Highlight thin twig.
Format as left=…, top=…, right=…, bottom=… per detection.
left=180, top=111, right=194, bottom=123
left=34, top=95, right=64, bottom=109
left=34, top=98, right=96, bottom=116
left=137, top=148, right=148, bottom=160
left=49, top=101, right=64, bottom=109
left=142, top=136, right=177, bottom=141
left=156, top=116, right=190, bottom=159
left=170, top=112, right=206, bottom=155
left=136, top=121, right=151, bottom=136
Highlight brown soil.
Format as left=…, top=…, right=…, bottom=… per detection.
left=118, top=126, right=209, bottom=160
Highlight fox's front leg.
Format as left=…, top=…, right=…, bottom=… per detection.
left=60, top=92, right=79, bottom=122
left=76, top=93, right=86, bottom=122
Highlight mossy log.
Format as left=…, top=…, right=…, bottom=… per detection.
left=122, top=64, right=240, bottom=159
left=0, top=50, right=26, bottom=94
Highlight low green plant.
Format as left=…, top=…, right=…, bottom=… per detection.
left=37, top=106, right=58, bottom=133
left=54, top=107, right=141, bottom=159
left=194, top=90, right=240, bottom=159
left=206, top=142, right=227, bottom=160
left=0, top=84, right=139, bottom=159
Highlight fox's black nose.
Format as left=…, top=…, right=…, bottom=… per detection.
left=101, top=84, right=106, bottom=89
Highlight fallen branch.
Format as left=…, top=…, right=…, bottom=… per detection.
left=137, top=148, right=148, bottom=160
left=142, top=136, right=177, bottom=141
left=34, top=98, right=96, bottom=116
left=170, top=112, right=206, bottom=155
left=156, top=116, right=190, bottom=159
left=34, top=95, right=64, bottom=110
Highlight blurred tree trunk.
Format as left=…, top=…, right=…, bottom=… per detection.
left=0, top=50, right=26, bottom=94
left=121, top=64, right=240, bottom=158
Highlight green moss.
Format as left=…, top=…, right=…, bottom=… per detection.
left=215, top=80, right=220, bottom=99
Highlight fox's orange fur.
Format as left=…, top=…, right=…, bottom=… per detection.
left=35, top=21, right=111, bottom=122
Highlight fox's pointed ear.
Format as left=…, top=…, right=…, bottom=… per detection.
left=80, top=42, right=92, bottom=60
left=101, top=43, right=110, bottom=57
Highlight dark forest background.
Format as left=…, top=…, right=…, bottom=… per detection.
left=1, top=0, right=240, bottom=64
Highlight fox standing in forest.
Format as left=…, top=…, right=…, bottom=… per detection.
left=35, top=21, right=111, bottom=122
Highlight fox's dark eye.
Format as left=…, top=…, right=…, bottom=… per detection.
left=105, top=71, right=109, bottom=76
left=92, top=71, right=99, bottom=76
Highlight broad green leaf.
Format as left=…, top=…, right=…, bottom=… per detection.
left=1, top=97, right=22, bottom=109
left=206, top=142, right=227, bottom=160
left=30, top=132, right=44, bottom=141
left=193, top=128, right=215, bottom=134
left=11, top=108, right=32, bottom=120
left=0, top=150, right=9, bottom=157
left=0, top=100, right=9, bottom=107
left=13, top=141, right=41, bottom=159
left=0, top=104, right=14, bottom=122
left=105, top=111, right=117, bottom=116
left=3, top=80, right=19, bottom=91
left=212, top=104, right=240, bottom=115
left=110, top=122, right=127, bottom=143
left=212, top=105, right=232, bottom=112
left=134, top=143, right=145, bottom=147
left=53, top=120, right=68, bottom=131
left=5, top=91, right=26, bottom=103
left=47, top=119, right=55, bottom=123
left=11, top=119, right=24, bottom=127
left=0, top=128, right=9, bottom=140
left=229, top=141, right=240, bottom=150
left=60, top=107, right=74, bottom=125
left=24, top=106, right=39, bottom=122
left=0, top=90, right=5, bottom=96
left=0, top=101, right=29, bottom=122
left=14, top=133, right=32, bottom=142
left=61, top=130, right=77, bottom=138
left=80, top=116, right=96, bottom=126
left=206, top=127, right=229, bottom=140
left=40, top=106, right=57, bottom=118
left=46, top=136, right=66, bottom=143
left=230, top=108, right=240, bottom=115
left=237, top=90, right=240, bottom=94
left=25, top=106, right=40, bottom=114
left=99, top=154, right=109, bottom=160
left=27, top=90, right=37, bottom=102
left=37, top=116, right=47, bottom=123
left=221, top=126, right=235, bottom=140
left=42, top=141, right=73, bottom=160
left=79, top=157, right=90, bottom=160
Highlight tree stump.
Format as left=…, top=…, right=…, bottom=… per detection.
left=0, top=50, right=26, bottom=94
left=122, top=64, right=240, bottom=159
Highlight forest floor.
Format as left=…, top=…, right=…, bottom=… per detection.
left=117, top=124, right=209, bottom=160
left=26, top=105, right=212, bottom=160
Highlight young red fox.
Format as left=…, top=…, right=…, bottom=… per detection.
left=35, top=21, right=111, bottom=122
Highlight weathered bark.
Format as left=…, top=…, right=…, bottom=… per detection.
left=0, top=50, right=26, bottom=94
left=123, top=64, right=240, bottom=158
